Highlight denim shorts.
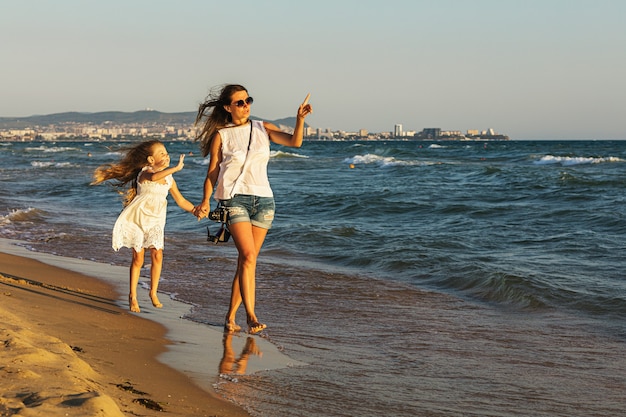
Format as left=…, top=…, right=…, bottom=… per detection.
left=220, top=194, right=275, bottom=229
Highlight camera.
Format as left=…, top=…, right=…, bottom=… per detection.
left=207, top=206, right=229, bottom=223
left=207, top=206, right=230, bottom=244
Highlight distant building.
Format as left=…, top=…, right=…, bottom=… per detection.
left=394, top=124, right=403, bottom=137
left=422, top=128, right=441, bottom=139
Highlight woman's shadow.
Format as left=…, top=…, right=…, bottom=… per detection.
left=219, top=332, right=262, bottom=375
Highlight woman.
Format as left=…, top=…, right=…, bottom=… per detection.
left=193, top=84, right=312, bottom=334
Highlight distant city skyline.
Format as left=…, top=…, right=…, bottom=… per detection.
left=0, top=108, right=506, bottom=138
left=1, top=1, right=625, bottom=139
left=0, top=108, right=509, bottom=141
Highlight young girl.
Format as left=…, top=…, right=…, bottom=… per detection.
left=92, top=140, right=195, bottom=312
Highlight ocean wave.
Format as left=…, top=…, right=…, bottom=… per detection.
left=534, top=155, right=624, bottom=166
left=25, top=146, right=80, bottom=153
left=451, top=272, right=548, bottom=310
left=344, top=153, right=434, bottom=167
left=0, top=207, right=45, bottom=225
left=193, top=157, right=210, bottom=166
left=270, top=150, right=308, bottom=159
left=31, top=161, right=76, bottom=168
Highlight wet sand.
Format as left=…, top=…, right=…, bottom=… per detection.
left=0, top=249, right=251, bottom=416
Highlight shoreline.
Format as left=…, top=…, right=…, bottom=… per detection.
left=0, top=238, right=300, bottom=416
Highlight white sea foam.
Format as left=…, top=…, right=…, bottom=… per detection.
left=31, top=161, right=75, bottom=168
left=534, top=155, right=624, bottom=166
left=25, top=146, right=79, bottom=153
left=194, top=157, right=210, bottom=166
left=97, top=151, right=122, bottom=161
left=344, top=153, right=432, bottom=167
left=270, top=150, right=308, bottom=159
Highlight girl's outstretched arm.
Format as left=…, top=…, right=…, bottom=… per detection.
left=169, top=178, right=195, bottom=212
left=143, top=154, right=186, bottom=183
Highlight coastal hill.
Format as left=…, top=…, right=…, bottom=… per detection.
left=0, top=110, right=299, bottom=129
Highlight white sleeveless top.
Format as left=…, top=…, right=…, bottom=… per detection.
left=214, top=120, right=273, bottom=200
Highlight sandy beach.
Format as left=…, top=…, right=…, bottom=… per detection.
left=0, top=249, right=251, bottom=417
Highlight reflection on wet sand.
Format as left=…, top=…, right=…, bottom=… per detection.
left=219, top=333, right=262, bottom=375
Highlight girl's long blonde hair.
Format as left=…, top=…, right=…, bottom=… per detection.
left=92, top=140, right=161, bottom=206
left=195, top=84, right=248, bottom=157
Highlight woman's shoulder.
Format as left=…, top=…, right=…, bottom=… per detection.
left=219, top=122, right=249, bottom=135
left=261, top=120, right=279, bottom=132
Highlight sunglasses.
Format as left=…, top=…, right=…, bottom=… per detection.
left=231, top=97, right=254, bottom=107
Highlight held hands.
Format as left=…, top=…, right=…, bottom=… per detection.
left=193, top=202, right=210, bottom=220
left=297, top=93, right=313, bottom=119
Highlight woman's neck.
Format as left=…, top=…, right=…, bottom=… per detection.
left=231, top=117, right=249, bottom=126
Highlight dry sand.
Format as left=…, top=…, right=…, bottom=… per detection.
left=0, top=249, right=252, bottom=417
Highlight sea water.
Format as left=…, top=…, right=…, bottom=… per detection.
left=1, top=139, right=625, bottom=416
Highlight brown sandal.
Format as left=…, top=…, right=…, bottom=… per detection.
left=224, top=322, right=242, bottom=333
left=247, top=321, right=267, bottom=335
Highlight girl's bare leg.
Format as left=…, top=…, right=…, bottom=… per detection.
left=225, top=222, right=267, bottom=332
left=129, top=249, right=144, bottom=312
left=149, top=248, right=163, bottom=308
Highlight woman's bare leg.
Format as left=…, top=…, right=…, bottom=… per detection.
left=225, top=222, right=268, bottom=332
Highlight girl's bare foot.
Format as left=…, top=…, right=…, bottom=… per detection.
left=129, top=295, right=140, bottom=313
left=150, top=293, right=163, bottom=308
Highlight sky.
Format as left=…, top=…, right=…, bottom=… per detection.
left=1, top=0, right=625, bottom=139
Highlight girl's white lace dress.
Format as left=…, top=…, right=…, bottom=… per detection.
left=112, top=169, right=172, bottom=252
